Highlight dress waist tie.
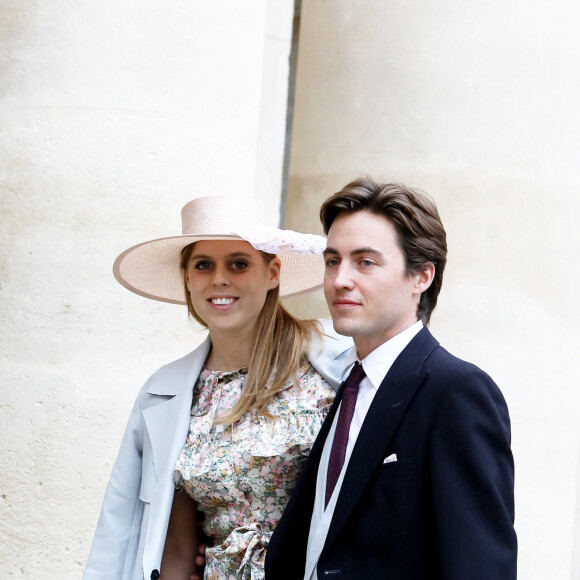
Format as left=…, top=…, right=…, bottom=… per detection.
left=205, top=523, right=271, bottom=580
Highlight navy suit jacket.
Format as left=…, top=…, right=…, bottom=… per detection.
left=265, top=327, right=517, bottom=579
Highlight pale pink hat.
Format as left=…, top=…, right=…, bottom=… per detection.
left=113, top=196, right=326, bottom=304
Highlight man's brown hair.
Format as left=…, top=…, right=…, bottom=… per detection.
left=320, top=177, right=447, bottom=324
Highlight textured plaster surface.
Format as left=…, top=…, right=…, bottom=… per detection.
left=284, top=1, right=580, bottom=578
left=0, top=0, right=293, bottom=576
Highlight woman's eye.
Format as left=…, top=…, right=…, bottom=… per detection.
left=194, top=261, right=212, bottom=271
left=231, top=261, right=248, bottom=271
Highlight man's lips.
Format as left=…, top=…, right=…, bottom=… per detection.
left=332, top=298, right=361, bottom=307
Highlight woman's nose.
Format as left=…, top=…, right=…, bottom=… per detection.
left=211, top=264, right=230, bottom=286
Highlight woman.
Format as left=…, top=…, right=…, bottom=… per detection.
left=83, top=196, right=351, bottom=580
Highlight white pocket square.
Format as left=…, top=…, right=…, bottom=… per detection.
left=383, top=453, right=398, bottom=464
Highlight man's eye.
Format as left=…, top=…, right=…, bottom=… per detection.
left=360, top=259, right=374, bottom=267
left=325, top=258, right=339, bottom=268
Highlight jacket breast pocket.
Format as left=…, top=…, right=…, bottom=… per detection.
left=374, top=455, right=417, bottom=483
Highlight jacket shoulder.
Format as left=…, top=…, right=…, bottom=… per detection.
left=308, top=319, right=353, bottom=389
left=425, top=344, right=496, bottom=385
left=422, top=343, right=510, bottom=417
left=312, top=319, right=353, bottom=359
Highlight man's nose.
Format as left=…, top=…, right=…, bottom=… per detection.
left=332, top=263, right=355, bottom=289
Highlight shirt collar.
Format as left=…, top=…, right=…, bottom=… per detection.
left=340, top=320, right=424, bottom=391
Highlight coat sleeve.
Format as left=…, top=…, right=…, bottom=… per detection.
left=83, top=382, right=148, bottom=579
left=430, top=365, right=517, bottom=579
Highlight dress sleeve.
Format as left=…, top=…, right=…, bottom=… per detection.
left=83, top=382, right=147, bottom=579
left=249, top=366, right=335, bottom=458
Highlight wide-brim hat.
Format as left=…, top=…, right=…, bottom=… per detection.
left=113, top=195, right=327, bottom=304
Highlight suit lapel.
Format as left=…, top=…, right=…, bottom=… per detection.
left=324, top=327, right=439, bottom=549
left=273, top=374, right=349, bottom=552
left=294, top=378, right=348, bottom=503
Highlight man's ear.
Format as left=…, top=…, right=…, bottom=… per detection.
left=413, top=263, right=435, bottom=295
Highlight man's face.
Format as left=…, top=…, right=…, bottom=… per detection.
left=323, top=210, right=429, bottom=359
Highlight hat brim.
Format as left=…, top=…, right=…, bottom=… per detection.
left=113, top=234, right=325, bottom=304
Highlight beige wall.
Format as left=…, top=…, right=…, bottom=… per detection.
left=2, top=0, right=579, bottom=578
left=283, top=1, right=580, bottom=579
left=0, top=1, right=294, bottom=576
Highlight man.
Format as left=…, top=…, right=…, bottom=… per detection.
left=265, top=178, right=517, bottom=579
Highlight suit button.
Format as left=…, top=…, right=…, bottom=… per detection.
left=150, top=570, right=160, bottom=580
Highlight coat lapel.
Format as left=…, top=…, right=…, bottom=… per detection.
left=324, top=327, right=439, bottom=549
left=143, top=337, right=211, bottom=482
left=141, top=337, right=211, bottom=574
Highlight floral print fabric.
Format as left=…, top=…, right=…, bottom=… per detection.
left=173, top=364, right=334, bottom=579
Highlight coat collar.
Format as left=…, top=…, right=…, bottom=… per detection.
left=145, top=336, right=211, bottom=396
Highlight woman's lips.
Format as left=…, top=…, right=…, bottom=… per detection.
left=210, top=297, right=237, bottom=305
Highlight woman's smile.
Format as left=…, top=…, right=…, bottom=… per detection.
left=208, top=296, right=239, bottom=308
left=185, top=240, right=280, bottom=336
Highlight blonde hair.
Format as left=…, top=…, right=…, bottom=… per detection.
left=181, top=243, right=322, bottom=423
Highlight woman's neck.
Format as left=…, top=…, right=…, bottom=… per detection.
left=205, top=328, right=256, bottom=371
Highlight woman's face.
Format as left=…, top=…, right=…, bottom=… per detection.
left=184, top=240, right=281, bottom=337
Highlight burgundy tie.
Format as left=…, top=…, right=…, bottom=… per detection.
left=325, top=361, right=366, bottom=507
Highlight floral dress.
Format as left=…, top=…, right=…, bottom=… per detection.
left=173, top=363, right=334, bottom=580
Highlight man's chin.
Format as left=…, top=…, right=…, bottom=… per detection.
left=331, top=320, right=358, bottom=338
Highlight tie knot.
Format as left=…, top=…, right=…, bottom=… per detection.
left=344, top=361, right=366, bottom=391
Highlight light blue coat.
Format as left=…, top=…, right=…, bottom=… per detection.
left=84, top=320, right=351, bottom=580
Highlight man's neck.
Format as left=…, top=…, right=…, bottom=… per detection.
left=354, top=319, right=421, bottom=360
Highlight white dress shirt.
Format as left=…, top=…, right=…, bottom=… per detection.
left=304, top=320, right=423, bottom=580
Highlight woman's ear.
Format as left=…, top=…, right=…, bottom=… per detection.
left=268, top=256, right=282, bottom=290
